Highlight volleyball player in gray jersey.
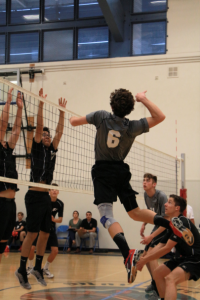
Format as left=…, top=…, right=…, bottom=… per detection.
left=70, top=89, right=193, bottom=284
left=141, top=173, right=168, bottom=294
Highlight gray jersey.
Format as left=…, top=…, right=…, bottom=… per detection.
left=86, top=110, right=149, bottom=161
left=144, top=189, right=167, bottom=216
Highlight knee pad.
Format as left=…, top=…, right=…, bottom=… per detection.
left=100, top=216, right=117, bottom=229
left=0, top=242, right=7, bottom=254
left=98, top=203, right=117, bottom=229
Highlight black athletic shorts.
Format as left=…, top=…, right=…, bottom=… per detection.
left=164, top=256, right=200, bottom=281
left=47, top=230, right=58, bottom=248
left=32, top=230, right=58, bottom=248
left=0, top=197, right=16, bottom=241
left=145, top=226, right=167, bottom=252
left=91, top=161, right=138, bottom=212
left=25, top=190, right=51, bottom=233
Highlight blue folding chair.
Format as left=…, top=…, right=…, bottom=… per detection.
left=80, top=227, right=99, bottom=252
left=56, top=225, right=69, bottom=251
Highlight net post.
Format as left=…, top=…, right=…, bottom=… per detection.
left=180, top=153, right=187, bottom=199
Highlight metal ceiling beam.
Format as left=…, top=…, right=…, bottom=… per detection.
left=97, top=0, right=124, bottom=42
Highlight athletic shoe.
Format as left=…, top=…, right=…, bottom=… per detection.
left=125, top=249, right=139, bottom=283
left=43, top=268, right=54, bottom=278
left=27, top=267, right=33, bottom=277
left=18, top=246, right=22, bottom=251
left=15, top=269, right=31, bottom=290
left=30, top=268, right=47, bottom=286
left=4, top=245, right=9, bottom=252
left=145, top=283, right=155, bottom=293
left=147, top=290, right=159, bottom=300
left=170, top=217, right=194, bottom=246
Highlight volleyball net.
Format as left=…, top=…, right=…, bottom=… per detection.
left=0, top=77, right=180, bottom=197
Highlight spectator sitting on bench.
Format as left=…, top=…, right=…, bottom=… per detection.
left=75, top=211, right=97, bottom=254
left=5, top=212, right=26, bottom=251
left=67, top=210, right=82, bottom=253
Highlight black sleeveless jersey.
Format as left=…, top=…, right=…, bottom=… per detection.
left=30, top=139, right=57, bottom=184
left=0, top=142, right=18, bottom=192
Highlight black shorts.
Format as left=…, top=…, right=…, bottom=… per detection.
left=32, top=230, right=58, bottom=248
left=47, top=230, right=58, bottom=248
left=25, top=190, right=51, bottom=233
left=0, top=197, right=16, bottom=241
left=91, top=161, right=138, bottom=212
left=164, top=256, right=200, bottom=281
left=145, top=226, right=167, bottom=252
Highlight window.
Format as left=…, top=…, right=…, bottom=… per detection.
left=43, top=30, right=73, bottom=61
left=9, top=32, right=39, bottom=63
left=11, top=0, right=40, bottom=24
left=132, top=21, right=166, bottom=55
left=133, top=0, right=167, bottom=13
left=0, top=1, right=6, bottom=26
left=0, top=35, right=5, bottom=64
left=78, top=27, right=109, bottom=59
left=79, top=0, right=103, bottom=19
left=44, top=0, right=74, bottom=22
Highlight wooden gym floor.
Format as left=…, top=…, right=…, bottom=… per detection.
left=0, top=252, right=199, bottom=300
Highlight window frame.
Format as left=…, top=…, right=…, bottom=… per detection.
left=78, top=0, right=104, bottom=20
left=9, top=0, right=41, bottom=26
left=43, top=0, right=75, bottom=23
left=131, top=19, right=167, bottom=57
left=42, top=27, right=74, bottom=62
left=76, top=25, right=110, bottom=60
left=0, top=33, right=6, bottom=64
left=132, top=0, right=168, bottom=15
left=8, top=30, right=40, bottom=64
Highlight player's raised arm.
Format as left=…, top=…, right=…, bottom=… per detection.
left=135, top=91, right=166, bottom=128
left=35, top=88, right=47, bottom=143
left=69, top=116, right=88, bottom=127
left=8, top=92, right=23, bottom=149
left=0, top=88, right=13, bottom=142
left=52, top=97, right=67, bottom=150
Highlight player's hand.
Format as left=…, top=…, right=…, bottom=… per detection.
left=16, top=92, right=24, bottom=109
left=135, top=91, right=147, bottom=103
left=39, top=88, right=47, bottom=105
left=140, top=223, right=145, bottom=237
left=7, top=88, right=14, bottom=104
left=140, top=235, right=153, bottom=245
left=136, top=257, right=145, bottom=271
left=58, top=98, right=67, bottom=110
left=51, top=216, right=55, bottom=222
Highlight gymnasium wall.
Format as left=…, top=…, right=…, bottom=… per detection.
left=1, top=0, right=200, bottom=249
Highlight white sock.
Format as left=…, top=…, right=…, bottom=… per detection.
left=28, top=259, right=34, bottom=268
left=44, top=261, right=50, bottom=270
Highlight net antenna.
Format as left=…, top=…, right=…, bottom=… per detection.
left=0, top=77, right=180, bottom=196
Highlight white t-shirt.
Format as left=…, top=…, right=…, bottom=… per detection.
left=187, top=204, right=194, bottom=220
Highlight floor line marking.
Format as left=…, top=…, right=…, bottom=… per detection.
left=100, top=280, right=150, bottom=300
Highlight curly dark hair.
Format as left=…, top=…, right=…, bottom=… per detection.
left=110, top=88, right=135, bottom=118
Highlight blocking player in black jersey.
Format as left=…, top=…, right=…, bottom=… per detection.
left=137, top=195, right=200, bottom=300
left=69, top=89, right=194, bottom=284
left=27, top=184, right=64, bottom=278
left=0, top=88, right=23, bottom=262
left=15, top=89, right=66, bottom=289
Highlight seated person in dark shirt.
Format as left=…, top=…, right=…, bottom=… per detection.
left=137, top=195, right=200, bottom=300
left=75, top=211, right=97, bottom=254
left=6, top=212, right=26, bottom=251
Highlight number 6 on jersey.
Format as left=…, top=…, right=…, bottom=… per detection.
left=107, top=130, right=121, bottom=148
